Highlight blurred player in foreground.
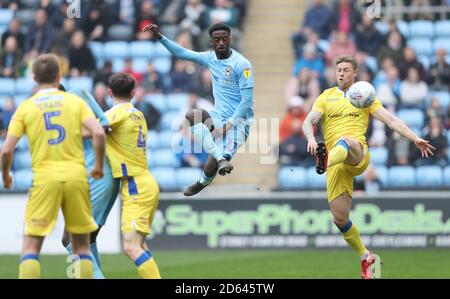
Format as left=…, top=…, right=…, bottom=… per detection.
left=104, top=73, right=161, bottom=278
left=1, top=54, right=105, bottom=278
left=302, top=55, right=435, bottom=279
left=144, top=23, right=254, bottom=196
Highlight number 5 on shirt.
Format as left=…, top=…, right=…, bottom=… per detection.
left=44, top=111, right=66, bottom=145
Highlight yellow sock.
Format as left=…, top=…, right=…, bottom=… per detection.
left=341, top=221, right=367, bottom=256
left=19, top=255, right=41, bottom=279
left=73, top=255, right=93, bottom=279
left=328, top=140, right=349, bottom=168
left=137, top=258, right=161, bottom=279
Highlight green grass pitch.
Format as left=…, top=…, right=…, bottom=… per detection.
left=1, top=249, right=449, bottom=279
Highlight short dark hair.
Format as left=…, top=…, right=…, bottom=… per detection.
left=108, top=73, right=136, bottom=99
left=208, top=23, right=231, bottom=37
left=32, top=54, right=60, bottom=84
left=335, top=55, right=358, bottom=70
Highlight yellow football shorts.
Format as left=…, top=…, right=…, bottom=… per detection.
left=25, top=180, right=98, bottom=236
left=120, top=173, right=159, bottom=234
left=326, top=148, right=371, bottom=202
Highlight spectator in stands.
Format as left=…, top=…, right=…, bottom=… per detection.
left=142, top=62, right=165, bottom=93
left=284, top=68, right=320, bottom=110
left=0, top=36, right=22, bottom=78
left=191, top=67, right=214, bottom=103
left=135, top=0, right=159, bottom=40
left=0, top=0, right=18, bottom=11
left=325, top=31, right=356, bottom=66
left=52, top=18, right=77, bottom=56
left=1, top=97, right=15, bottom=135
left=158, top=0, right=185, bottom=28
left=292, top=29, right=325, bottom=62
left=279, top=96, right=308, bottom=143
left=204, top=0, right=240, bottom=29
left=292, top=43, right=324, bottom=78
left=446, top=105, right=450, bottom=130
left=427, top=48, right=450, bottom=91
left=354, top=14, right=383, bottom=57
left=404, top=0, right=434, bottom=21
left=368, top=119, right=387, bottom=148
left=399, top=67, right=428, bottom=109
left=382, top=19, right=406, bottom=47
left=414, top=116, right=448, bottom=167
left=122, top=58, right=144, bottom=85
left=68, top=30, right=96, bottom=77
left=363, top=164, right=382, bottom=193
left=176, top=125, right=208, bottom=168
left=112, top=0, right=139, bottom=25
left=24, top=8, right=54, bottom=54
left=94, top=60, right=113, bottom=86
left=330, top=0, right=360, bottom=35
left=180, top=91, right=214, bottom=125
left=387, top=131, right=415, bottom=166
left=1, top=18, right=24, bottom=50
left=81, top=1, right=111, bottom=42
left=398, top=47, right=425, bottom=81
left=48, top=1, right=70, bottom=29
left=39, top=0, right=58, bottom=26
left=133, top=85, right=161, bottom=130
left=377, top=31, right=404, bottom=67
left=426, top=97, right=445, bottom=124
left=355, top=51, right=374, bottom=81
left=321, top=66, right=337, bottom=90
left=170, top=60, right=193, bottom=93
left=376, top=65, right=401, bottom=109
left=178, top=0, right=207, bottom=49
left=302, top=0, right=332, bottom=39
left=93, top=82, right=111, bottom=112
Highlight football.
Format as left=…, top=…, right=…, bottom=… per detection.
left=347, top=81, right=376, bottom=108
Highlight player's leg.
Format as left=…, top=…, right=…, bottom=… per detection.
left=19, top=235, right=44, bottom=279
left=70, top=233, right=94, bottom=279
left=316, top=137, right=364, bottom=174
left=184, top=156, right=218, bottom=196
left=123, top=231, right=161, bottom=279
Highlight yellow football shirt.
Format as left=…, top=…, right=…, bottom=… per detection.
left=311, top=87, right=383, bottom=150
left=105, top=102, right=149, bottom=178
left=8, top=88, right=95, bottom=184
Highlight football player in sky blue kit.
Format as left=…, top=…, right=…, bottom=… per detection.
left=59, top=85, right=120, bottom=279
left=144, top=23, right=254, bottom=196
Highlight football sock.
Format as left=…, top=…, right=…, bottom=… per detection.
left=73, top=255, right=93, bottom=279
left=199, top=172, right=215, bottom=185
left=327, top=139, right=349, bottom=168
left=192, top=123, right=223, bottom=161
left=339, top=220, right=368, bottom=256
left=65, top=243, right=104, bottom=279
left=19, top=254, right=41, bottom=279
left=135, top=252, right=161, bottom=279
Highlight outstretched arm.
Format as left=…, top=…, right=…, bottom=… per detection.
left=143, top=24, right=206, bottom=65
left=302, top=110, right=323, bottom=155
left=372, top=107, right=435, bottom=158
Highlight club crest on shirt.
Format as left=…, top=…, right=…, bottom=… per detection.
left=224, top=67, right=232, bottom=77
left=243, top=67, right=251, bottom=78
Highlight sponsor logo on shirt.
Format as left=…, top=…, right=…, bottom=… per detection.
left=225, top=67, right=232, bottom=77
left=243, top=67, right=251, bottom=78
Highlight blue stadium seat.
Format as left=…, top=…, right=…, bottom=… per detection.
left=444, top=166, right=450, bottom=187
left=88, top=41, right=104, bottom=61
left=130, top=41, right=155, bottom=59
left=374, top=22, right=389, bottom=35
left=15, top=137, right=29, bottom=151
left=153, top=42, right=171, bottom=58
left=146, top=130, right=159, bottom=150
left=416, top=165, right=443, bottom=187
left=0, top=96, right=12, bottom=109
left=0, top=78, right=15, bottom=96
left=369, top=147, right=388, bottom=166
left=373, top=166, right=388, bottom=187
left=407, top=38, right=433, bottom=56
left=152, top=149, right=180, bottom=168
left=14, top=94, right=29, bottom=107
left=111, top=58, right=125, bottom=73
left=387, top=166, right=416, bottom=188
left=15, top=77, right=36, bottom=96
left=0, top=9, right=13, bottom=26
left=176, top=167, right=202, bottom=190
left=409, top=20, right=434, bottom=38
left=167, top=93, right=189, bottom=111
left=426, top=91, right=450, bottom=108
left=0, top=25, right=7, bottom=35
left=278, top=166, right=307, bottom=190
left=317, top=39, right=330, bottom=52
left=417, top=55, right=430, bottom=70
left=13, top=169, right=33, bottom=191
left=132, top=58, right=149, bottom=73
left=161, top=111, right=182, bottom=130
left=159, top=130, right=177, bottom=149
left=144, top=93, right=167, bottom=112
left=151, top=167, right=177, bottom=190
left=68, top=77, right=94, bottom=92
left=306, top=166, right=326, bottom=189
left=153, top=57, right=172, bottom=74
left=147, top=153, right=155, bottom=169
left=397, top=20, right=410, bottom=38
left=13, top=151, right=32, bottom=170
left=435, top=20, right=450, bottom=37
left=434, top=37, right=450, bottom=53
left=104, top=41, right=130, bottom=59
left=397, top=109, right=424, bottom=128
left=365, top=56, right=378, bottom=73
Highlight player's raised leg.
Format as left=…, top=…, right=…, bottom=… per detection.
left=184, top=156, right=219, bottom=196
left=316, top=137, right=364, bottom=174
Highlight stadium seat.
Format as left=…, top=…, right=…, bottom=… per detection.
left=0, top=25, right=7, bottom=35
left=434, top=38, right=450, bottom=53
left=365, top=56, right=378, bottom=73
left=415, top=165, right=443, bottom=187
left=161, top=111, right=182, bottom=130
left=132, top=58, right=149, bottom=73
left=112, top=58, right=125, bottom=73
left=20, top=0, right=40, bottom=9
left=144, top=93, right=167, bottom=112
left=444, top=166, right=450, bottom=187
left=151, top=167, right=177, bottom=190
left=306, top=167, right=326, bottom=189
left=176, top=167, right=202, bottom=190
left=152, top=149, right=180, bottom=168
left=426, top=91, right=450, bottom=108
left=12, top=151, right=32, bottom=170
left=15, top=137, right=29, bottom=151
left=13, top=169, right=33, bottom=191
left=0, top=9, right=14, bottom=26
left=407, top=38, right=433, bottom=56
left=68, top=77, right=94, bottom=92
left=0, top=96, right=11, bottom=109
left=278, top=166, right=307, bottom=190
left=15, top=9, right=35, bottom=26
left=374, top=22, right=389, bottom=35
left=0, top=78, right=15, bottom=96
left=130, top=41, right=155, bottom=59
left=88, top=41, right=104, bottom=61
left=387, top=166, right=416, bottom=188
left=396, top=20, right=410, bottom=38
left=369, top=147, right=388, bottom=166
left=317, top=39, right=330, bottom=52
left=434, top=20, right=450, bottom=37
left=15, top=77, right=36, bottom=95
left=396, top=109, right=424, bottom=128
left=147, top=154, right=155, bottom=169
left=146, top=130, right=159, bottom=150
left=159, top=130, right=177, bottom=149
left=167, top=93, right=189, bottom=111
left=153, top=42, right=171, bottom=58
left=107, top=24, right=133, bottom=41
left=153, top=57, right=172, bottom=74
left=373, top=166, right=388, bottom=187
left=409, top=20, right=434, bottom=38
left=104, top=41, right=130, bottom=59
left=14, top=94, right=28, bottom=106
left=417, top=55, right=430, bottom=70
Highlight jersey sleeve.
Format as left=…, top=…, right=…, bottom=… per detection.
left=311, top=91, right=327, bottom=115
left=79, top=99, right=96, bottom=123
left=237, top=60, right=254, bottom=90
left=160, top=36, right=209, bottom=66
left=105, top=107, right=126, bottom=128
left=369, top=96, right=383, bottom=114
left=7, top=104, right=26, bottom=138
